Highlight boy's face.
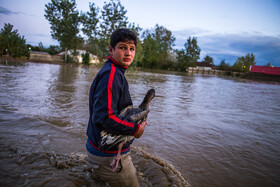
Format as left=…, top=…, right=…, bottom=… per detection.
left=109, top=40, right=136, bottom=68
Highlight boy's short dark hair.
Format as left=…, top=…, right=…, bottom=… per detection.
left=110, top=28, right=137, bottom=49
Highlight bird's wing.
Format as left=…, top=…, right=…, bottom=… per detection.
left=130, top=109, right=150, bottom=123
left=99, top=131, right=134, bottom=151
left=119, top=105, right=134, bottom=117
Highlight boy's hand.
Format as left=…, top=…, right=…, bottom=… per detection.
left=134, top=121, right=147, bottom=138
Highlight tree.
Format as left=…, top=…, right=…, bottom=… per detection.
left=29, top=42, right=47, bottom=52
left=80, top=2, right=99, bottom=39
left=142, top=32, right=158, bottom=68
left=153, top=24, right=175, bottom=68
left=204, top=55, right=213, bottom=64
left=0, top=23, right=29, bottom=57
left=176, top=36, right=200, bottom=70
left=44, top=0, right=80, bottom=62
left=80, top=2, right=99, bottom=56
left=232, top=53, right=256, bottom=72
left=219, top=59, right=231, bottom=71
left=175, top=49, right=188, bottom=71
left=185, top=37, right=200, bottom=66
left=82, top=51, right=90, bottom=64
left=127, top=23, right=143, bottom=68
left=132, top=37, right=143, bottom=68
left=97, top=0, right=129, bottom=60
left=48, top=45, right=62, bottom=55
left=142, top=24, right=175, bottom=69
left=80, top=0, right=141, bottom=61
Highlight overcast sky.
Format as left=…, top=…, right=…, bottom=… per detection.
left=1, top=0, right=280, bottom=66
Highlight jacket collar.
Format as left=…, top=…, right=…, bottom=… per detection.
left=108, top=56, right=129, bottom=69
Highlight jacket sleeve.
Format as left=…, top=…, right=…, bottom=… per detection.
left=92, top=66, right=139, bottom=136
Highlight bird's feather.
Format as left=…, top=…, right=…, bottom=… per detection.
left=98, top=89, right=155, bottom=150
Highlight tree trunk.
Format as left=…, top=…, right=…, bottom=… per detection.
left=64, top=47, right=67, bottom=63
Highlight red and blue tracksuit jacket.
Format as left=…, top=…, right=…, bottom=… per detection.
left=86, top=57, right=140, bottom=157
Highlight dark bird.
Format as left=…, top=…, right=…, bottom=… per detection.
left=99, top=89, right=155, bottom=172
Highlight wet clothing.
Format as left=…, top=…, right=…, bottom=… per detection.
left=87, top=150, right=139, bottom=187
left=86, top=56, right=140, bottom=156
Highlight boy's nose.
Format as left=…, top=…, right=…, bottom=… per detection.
left=125, top=49, right=131, bottom=55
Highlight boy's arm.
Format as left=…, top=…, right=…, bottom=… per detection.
left=93, top=68, right=139, bottom=136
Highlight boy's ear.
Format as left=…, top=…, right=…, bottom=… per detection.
left=109, top=46, right=113, bottom=56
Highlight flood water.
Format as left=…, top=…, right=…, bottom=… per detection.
left=1, top=61, right=280, bottom=187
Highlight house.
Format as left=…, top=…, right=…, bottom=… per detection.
left=195, top=61, right=216, bottom=70
left=250, top=65, right=280, bottom=75
left=59, top=49, right=99, bottom=64
left=187, top=61, right=216, bottom=72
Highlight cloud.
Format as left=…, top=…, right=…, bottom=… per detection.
left=0, top=7, right=19, bottom=15
left=0, top=6, right=36, bottom=17
left=173, top=28, right=211, bottom=38
left=173, top=29, right=280, bottom=66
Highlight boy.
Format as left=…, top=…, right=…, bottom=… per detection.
left=86, top=28, right=147, bottom=186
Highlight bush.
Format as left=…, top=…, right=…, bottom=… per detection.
left=82, top=52, right=90, bottom=64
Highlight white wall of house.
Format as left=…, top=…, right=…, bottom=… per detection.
left=59, top=49, right=99, bottom=64
left=196, top=66, right=212, bottom=70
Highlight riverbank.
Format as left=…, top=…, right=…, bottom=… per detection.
left=243, top=72, right=280, bottom=82
left=187, top=66, right=280, bottom=82
left=1, top=56, right=279, bottom=82
left=0, top=56, right=63, bottom=65
left=0, top=56, right=103, bottom=67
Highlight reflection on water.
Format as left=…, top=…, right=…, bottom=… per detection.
left=1, top=61, right=280, bottom=186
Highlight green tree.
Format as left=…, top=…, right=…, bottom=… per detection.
left=204, top=55, right=213, bottom=63
left=30, top=42, right=47, bottom=52
left=48, top=45, right=62, bottom=55
left=142, top=25, right=175, bottom=69
left=44, top=0, right=80, bottom=63
left=132, top=38, right=143, bottom=68
left=142, top=32, right=158, bottom=68
left=82, top=51, right=90, bottom=64
left=232, top=53, right=256, bottom=72
left=185, top=37, right=200, bottom=66
left=127, top=23, right=143, bottom=68
left=154, top=24, right=175, bottom=68
left=80, top=2, right=99, bottom=56
left=219, top=59, right=231, bottom=71
left=80, top=2, right=99, bottom=39
left=175, top=36, right=200, bottom=70
left=0, top=23, right=29, bottom=57
left=80, top=0, right=141, bottom=62
left=175, top=49, right=188, bottom=71
left=97, top=0, right=128, bottom=60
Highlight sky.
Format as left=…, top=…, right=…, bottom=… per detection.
left=0, top=0, right=280, bottom=66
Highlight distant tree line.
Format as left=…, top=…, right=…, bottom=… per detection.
left=43, top=0, right=206, bottom=68
left=0, top=23, right=62, bottom=58
left=218, top=53, right=256, bottom=72
left=0, top=23, right=29, bottom=58
left=0, top=0, right=257, bottom=72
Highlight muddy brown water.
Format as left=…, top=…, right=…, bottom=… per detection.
left=0, top=61, right=280, bottom=186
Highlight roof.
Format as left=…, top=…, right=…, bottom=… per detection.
left=250, top=65, right=280, bottom=75
left=196, top=61, right=216, bottom=69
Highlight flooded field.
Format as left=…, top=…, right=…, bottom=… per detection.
left=1, top=61, right=280, bottom=186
